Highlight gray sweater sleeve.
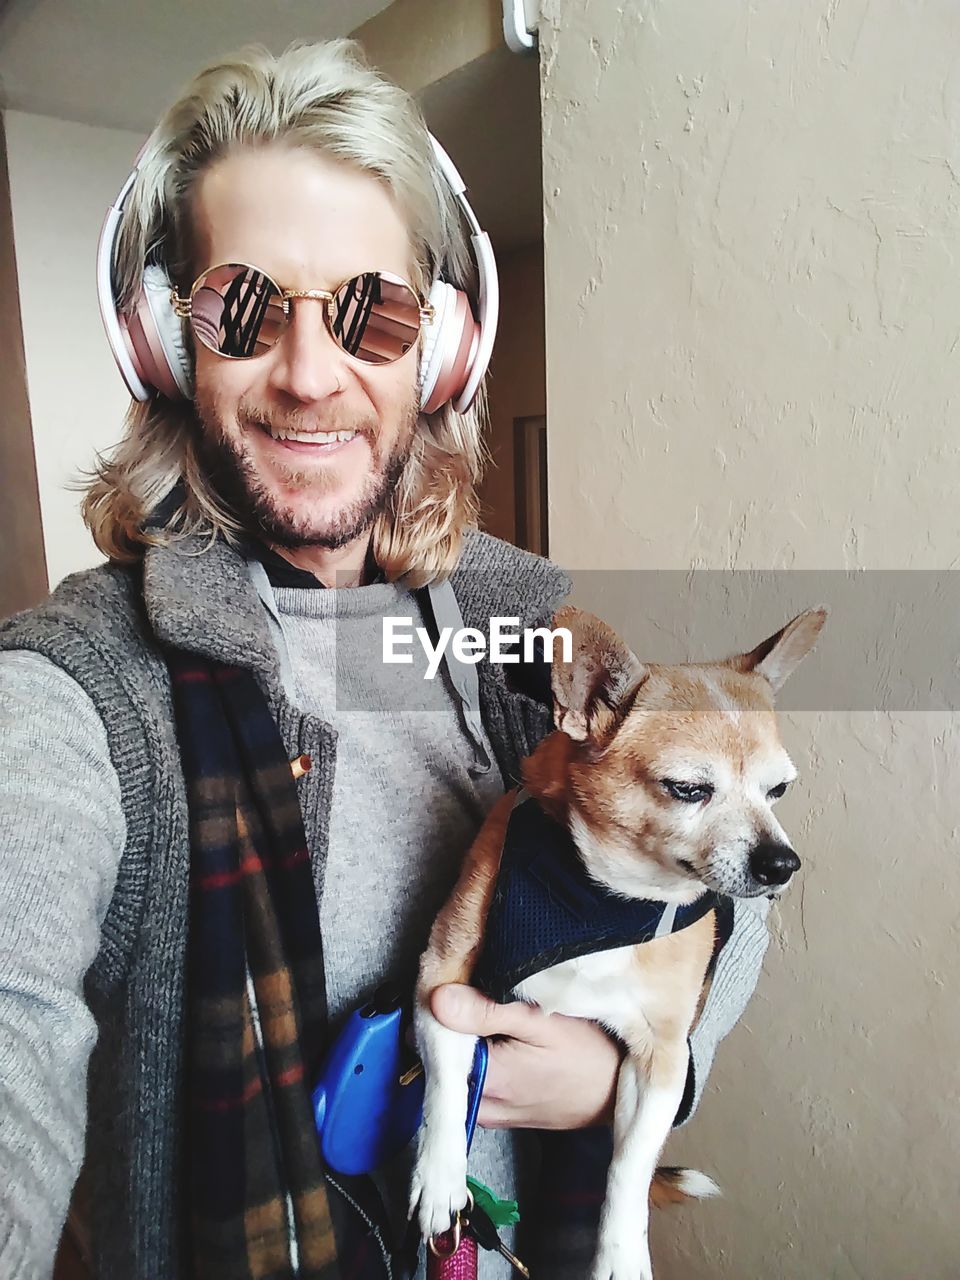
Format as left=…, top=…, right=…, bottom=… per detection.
left=0, top=651, right=125, bottom=1279
left=681, top=897, right=771, bottom=1124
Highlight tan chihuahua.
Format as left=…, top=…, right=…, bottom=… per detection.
left=411, top=604, right=826, bottom=1280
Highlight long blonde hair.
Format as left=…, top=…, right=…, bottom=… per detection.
left=82, top=39, right=489, bottom=585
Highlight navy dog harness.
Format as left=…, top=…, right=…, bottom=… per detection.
left=472, top=790, right=735, bottom=1004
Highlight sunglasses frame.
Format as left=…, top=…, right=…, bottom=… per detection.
left=171, top=263, right=435, bottom=364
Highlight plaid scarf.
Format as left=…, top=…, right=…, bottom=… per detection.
left=169, top=651, right=341, bottom=1280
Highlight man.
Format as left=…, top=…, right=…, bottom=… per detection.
left=0, top=40, right=770, bottom=1280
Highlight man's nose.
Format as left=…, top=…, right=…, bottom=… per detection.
left=748, top=840, right=801, bottom=887
left=268, top=301, right=347, bottom=403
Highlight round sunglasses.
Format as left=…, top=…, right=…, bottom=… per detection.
left=171, top=263, right=435, bottom=365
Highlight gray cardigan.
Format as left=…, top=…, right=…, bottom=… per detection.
left=0, top=528, right=770, bottom=1278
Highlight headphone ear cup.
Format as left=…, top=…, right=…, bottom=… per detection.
left=143, top=265, right=193, bottom=398
left=123, top=265, right=192, bottom=400
left=418, top=279, right=448, bottom=412
left=420, top=279, right=479, bottom=415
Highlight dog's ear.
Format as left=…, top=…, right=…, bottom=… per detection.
left=728, top=606, right=828, bottom=692
left=549, top=605, right=647, bottom=744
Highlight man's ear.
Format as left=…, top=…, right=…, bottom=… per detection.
left=549, top=605, right=646, bottom=744
left=726, top=606, right=828, bottom=692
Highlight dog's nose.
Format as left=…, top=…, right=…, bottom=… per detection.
left=748, top=841, right=801, bottom=887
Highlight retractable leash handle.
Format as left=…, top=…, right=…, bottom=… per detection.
left=312, top=985, right=421, bottom=1176
left=310, top=986, right=490, bottom=1279
left=311, top=985, right=488, bottom=1178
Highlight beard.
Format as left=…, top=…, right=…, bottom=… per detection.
left=194, top=389, right=419, bottom=551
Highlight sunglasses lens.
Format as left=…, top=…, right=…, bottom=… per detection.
left=331, top=272, right=423, bottom=365
left=190, top=264, right=284, bottom=357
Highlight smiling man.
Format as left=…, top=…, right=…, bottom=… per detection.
left=0, top=40, right=770, bottom=1280
left=189, top=147, right=422, bottom=568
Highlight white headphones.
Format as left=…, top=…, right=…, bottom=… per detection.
left=96, top=134, right=498, bottom=415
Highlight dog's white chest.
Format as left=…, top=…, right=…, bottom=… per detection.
left=513, top=946, right=648, bottom=1035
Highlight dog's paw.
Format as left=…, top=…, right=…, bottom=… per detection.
left=590, top=1235, right=653, bottom=1280
left=408, top=1130, right=469, bottom=1240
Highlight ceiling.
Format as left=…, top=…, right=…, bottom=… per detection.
left=0, top=0, right=542, bottom=249
left=0, top=0, right=395, bottom=131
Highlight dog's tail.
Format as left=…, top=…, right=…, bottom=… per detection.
left=650, top=1166, right=721, bottom=1207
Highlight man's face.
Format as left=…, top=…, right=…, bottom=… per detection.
left=190, top=145, right=421, bottom=550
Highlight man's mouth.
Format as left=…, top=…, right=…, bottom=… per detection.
left=255, top=422, right=362, bottom=456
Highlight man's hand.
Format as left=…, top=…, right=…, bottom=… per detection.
left=430, top=983, right=623, bottom=1130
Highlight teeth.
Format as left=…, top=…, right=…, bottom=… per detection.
left=269, top=427, right=357, bottom=444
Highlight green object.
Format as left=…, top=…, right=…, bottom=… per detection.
left=466, top=1176, right=520, bottom=1228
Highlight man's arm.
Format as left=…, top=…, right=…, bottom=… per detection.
left=0, top=652, right=125, bottom=1278
left=676, top=898, right=771, bottom=1125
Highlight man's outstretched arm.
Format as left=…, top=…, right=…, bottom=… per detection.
left=0, top=652, right=125, bottom=1278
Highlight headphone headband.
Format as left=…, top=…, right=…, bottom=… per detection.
left=97, top=130, right=498, bottom=414
left=97, top=170, right=149, bottom=400
left=427, top=136, right=499, bottom=413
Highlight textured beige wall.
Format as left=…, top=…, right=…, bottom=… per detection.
left=541, top=3, right=960, bottom=1277
left=479, top=243, right=546, bottom=544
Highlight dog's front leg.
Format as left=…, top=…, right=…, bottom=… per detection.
left=591, top=1037, right=689, bottom=1280
left=408, top=975, right=477, bottom=1239
left=409, top=793, right=514, bottom=1240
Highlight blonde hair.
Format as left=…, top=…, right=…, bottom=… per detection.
left=82, top=39, right=489, bottom=586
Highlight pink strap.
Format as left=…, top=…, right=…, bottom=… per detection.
left=426, top=1232, right=478, bottom=1280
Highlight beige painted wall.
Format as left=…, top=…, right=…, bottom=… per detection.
left=540, top=2, right=960, bottom=1277
left=4, top=111, right=141, bottom=589
left=479, top=242, right=546, bottom=544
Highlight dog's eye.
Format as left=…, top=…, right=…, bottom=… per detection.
left=663, top=779, right=713, bottom=804
left=767, top=781, right=789, bottom=800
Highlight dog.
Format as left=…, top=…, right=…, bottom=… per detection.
left=410, top=603, right=826, bottom=1280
